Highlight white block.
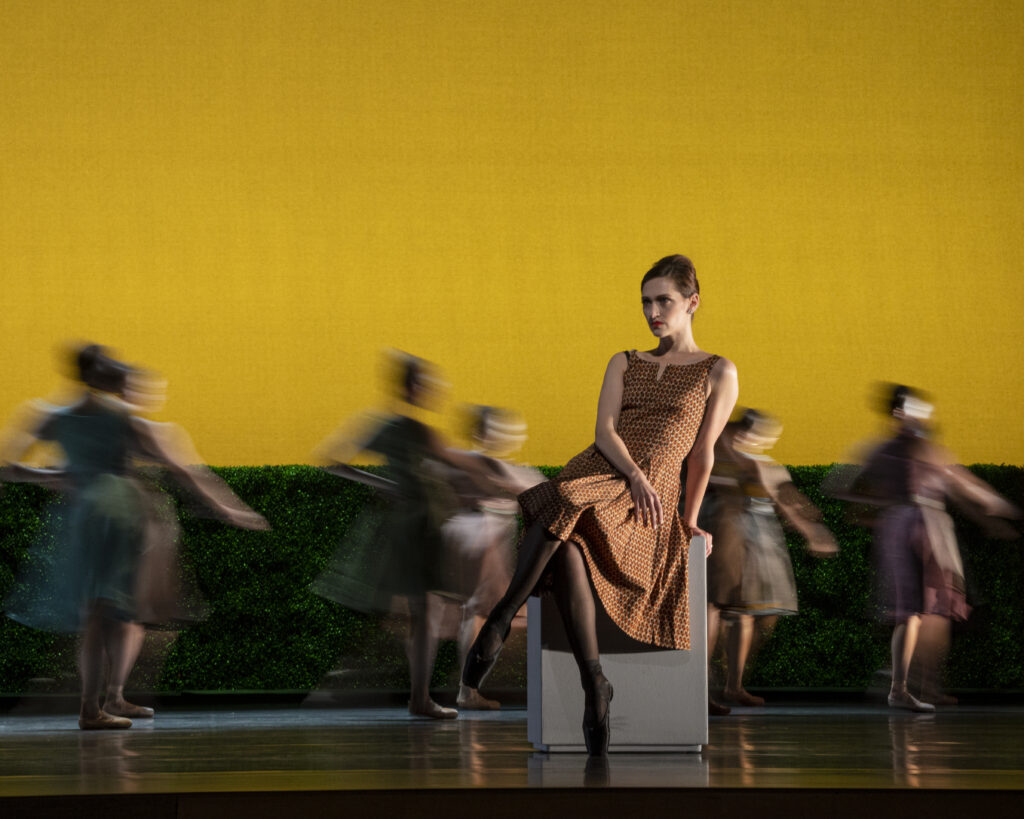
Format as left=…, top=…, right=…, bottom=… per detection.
left=527, top=535, right=708, bottom=753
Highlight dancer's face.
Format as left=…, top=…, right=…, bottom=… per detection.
left=123, top=371, right=167, bottom=413
left=641, top=277, right=697, bottom=337
left=889, top=392, right=935, bottom=438
left=734, top=426, right=781, bottom=454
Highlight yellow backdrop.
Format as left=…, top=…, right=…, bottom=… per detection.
left=2, top=0, right=1021, bottom=466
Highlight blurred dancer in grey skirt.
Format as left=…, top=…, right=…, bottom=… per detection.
left=699, top=409, right=837, bottom=715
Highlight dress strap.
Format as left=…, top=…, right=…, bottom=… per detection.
left=701, top=354, right=721, bottom=386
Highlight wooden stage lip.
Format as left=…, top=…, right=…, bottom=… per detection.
left=5, top=788, right=1024, bottom=819
left=1, top=704, right=1023, bottom=818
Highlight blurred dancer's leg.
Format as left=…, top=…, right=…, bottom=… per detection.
left=408, top=593, right=456, bottom=719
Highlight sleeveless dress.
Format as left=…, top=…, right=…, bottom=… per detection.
left=518, top=350, right=719, bottom=650
left=5, top=403, right=191, bottom=631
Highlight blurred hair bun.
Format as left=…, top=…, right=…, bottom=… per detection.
left=74, top=343, right=130, bottom=394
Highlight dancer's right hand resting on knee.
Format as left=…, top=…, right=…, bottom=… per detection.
left=629, top=470, right=664, bottom=528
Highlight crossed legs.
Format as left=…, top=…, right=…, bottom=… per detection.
left=462, top=522, right=562, bottom=675
left=462, top=522, right=612, bottom=754
left=550, top=539, right=612, bottom=753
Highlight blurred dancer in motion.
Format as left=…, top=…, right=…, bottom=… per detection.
left=699, top=409, right=837, bottom=715
left=842, top=384, right=1019, bottom=711
left=461, top=255, right=738, bottom=755
left=314, top=353, right=508, bottom=719
left=440, top=406, right=544, bottom=710
left=1, top=344, right=268, bottom=730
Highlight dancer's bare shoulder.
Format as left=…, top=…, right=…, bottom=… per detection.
left=606, top=350, right=630, bottom=372
left=707, top=355, right=738, bottom=395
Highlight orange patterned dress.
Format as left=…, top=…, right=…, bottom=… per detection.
left=518, top=349, right=719, bottom=650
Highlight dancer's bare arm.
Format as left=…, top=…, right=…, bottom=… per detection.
left=313, top=416, right=399, bottom=493
left=425, top=433, right=517, bottom=496
left=594, top=352, right=672, bottom=528
left=682, top=358, right=738, bottom=552
left=0, top=401, right=67, bottom=488
left=929, top=444, right=1020, bottom=537
left=755, top=459, right=838, bottom=556
left=130, top=418, right=269, bottom=530
left=944, top=460, right=1020, bottom=519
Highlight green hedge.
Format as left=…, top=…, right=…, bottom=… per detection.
left=1, top=465, right=1021, bottom=693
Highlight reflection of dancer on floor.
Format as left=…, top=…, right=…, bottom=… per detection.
left=700, top=409, right=837, bottom=716
left=314, top=354, right=508, bottom=720
left=1, top=344, right=268, bottom=730
left=441, top=406, right=545, bottom=711
left=461, top=255, right=738, bottom=755
left=844, top=385, right=1019, bottom=712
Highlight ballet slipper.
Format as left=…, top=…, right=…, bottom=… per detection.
left=723, top=688, right=765, bottom=707
left=456, top=684, right=501, bottom=711
left=920, top=690, right=958, bottom=706
left=79, top=711, right=132, bottom=730
left=104, top=699, right=155, bottom=718
left=408, top=699, right=458, bottom=720
left=887, top=689, right=936, bottom=713
left=708, top=697, right=732, bottom=716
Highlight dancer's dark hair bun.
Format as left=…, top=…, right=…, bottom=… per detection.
left=642, top=255, right=699, bottom=298
left=75, top=343, right=130, bottom=394
left=401, top=356, right=423, bottom=400
left=736, top=408, right=766, bottom=431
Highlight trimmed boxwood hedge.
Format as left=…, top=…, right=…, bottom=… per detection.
left=1, top=464, right=1021, bottom=693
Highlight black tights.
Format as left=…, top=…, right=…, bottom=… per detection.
left=466, top=522, right=609, bottom=720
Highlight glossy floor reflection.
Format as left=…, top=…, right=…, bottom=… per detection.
left=0, top=704, right=1022, bottom=796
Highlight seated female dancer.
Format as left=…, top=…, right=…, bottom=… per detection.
left=461, top=254, right=738, bottom=755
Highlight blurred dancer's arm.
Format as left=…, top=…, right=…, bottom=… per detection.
left=682, top=358, right=738, bottom=551
left=130, top=418, right=269, bottom=530
left=0, top=401, right=67, bottom=488
left=491, top=460, right=546, bottom=495
left=942, top=461, right=1020, bottom=520
left=424, top=433, right=514, bottom=496
left=0, top=463, right=66, bottom=488
left=754, top=459, right=838, bottom=556
left=825, top=442, right=894, bottom=506
left=313, top=416, right=399, bottom=494
left=931, top=446, right=1021, bottom=538
left=323, top=463, right=398, bottom=494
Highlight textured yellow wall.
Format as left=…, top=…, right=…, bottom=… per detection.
left=2, top=1, right=1022, bottom=465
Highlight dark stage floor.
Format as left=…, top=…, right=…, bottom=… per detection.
left=1, top=702, right=1022, bottom=817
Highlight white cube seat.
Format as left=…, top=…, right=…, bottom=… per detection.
left=527, top=535, right=708, bottom=753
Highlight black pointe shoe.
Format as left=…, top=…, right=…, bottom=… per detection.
left=583, top=756, right=611, bottom=786
left=461, top=620, right=511, bottom=690
left=582, top=680, right=613, bottom=757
